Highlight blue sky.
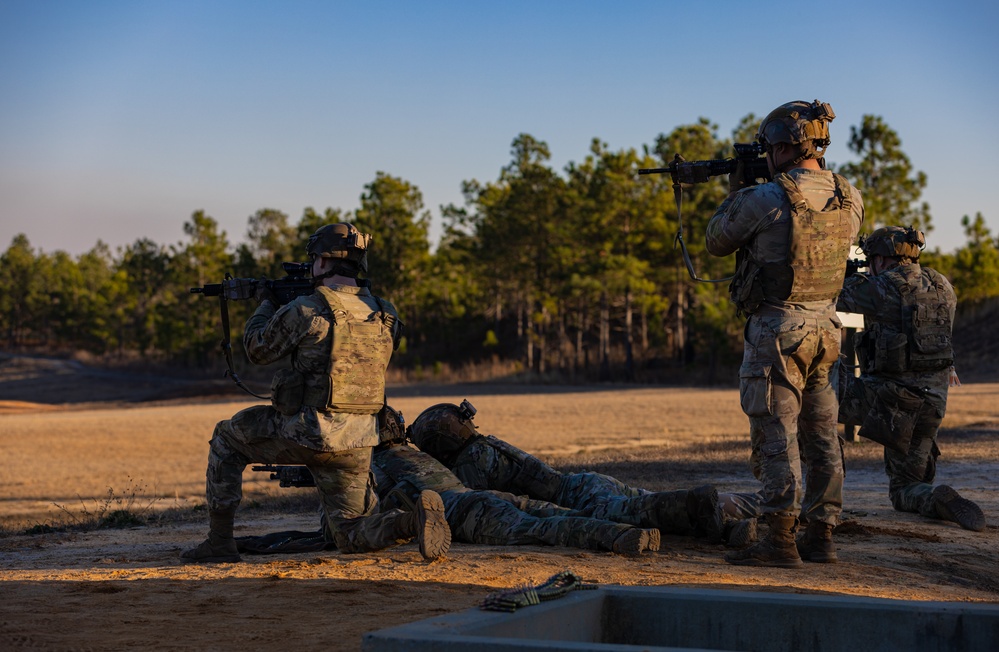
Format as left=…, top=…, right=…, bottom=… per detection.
left=1, top=0, right=997, bottom=257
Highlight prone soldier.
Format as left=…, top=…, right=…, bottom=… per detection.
left=373, top=435, right=662, bottom=555
left=407, top=401, right=762, bottom=546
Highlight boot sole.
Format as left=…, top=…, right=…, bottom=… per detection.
left=932, top=485, right=986, bottom=532
left=725, top=519, right=758, bottom=549
left=613, top=528, right=659, bottom=554
left=645, top=528, right=661, bottom=552
left=416, top=490, right=451, bottom=560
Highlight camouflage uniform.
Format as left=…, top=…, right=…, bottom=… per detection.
left=205, top=283, right=412, bottom=553
left=373, top=443, right=659, bottom=553
left=706, top=168, right=863, bottom=526
left=447, top=434, right=727, bottom=537
left=836, top=262, right=957, bottom=518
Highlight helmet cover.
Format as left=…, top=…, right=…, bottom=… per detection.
left=757, top=99, right=836, bottom=157
left=306, top=223, right=371, bottom=274
left=408, top=401, right=478, bottom=464
left=860, top=225, right=925, bottom=260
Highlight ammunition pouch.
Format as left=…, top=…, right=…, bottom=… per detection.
left=858, top=381, right=924, bottom=454
left=729, top=252, right=765, bottom=315
left=872, top=323, right=909, bottom=374
left=909, top=301, right=953, bottom=372
left=270, top=368, right=306, bottom=416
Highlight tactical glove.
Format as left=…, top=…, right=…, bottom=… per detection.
left=728, top=160, right=751, bottom=194
left=255, top=278, right=277, bottom=305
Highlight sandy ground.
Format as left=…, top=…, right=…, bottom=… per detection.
left=0, top=355, right=997, bottom=651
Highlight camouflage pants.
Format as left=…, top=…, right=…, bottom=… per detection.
left=839, top=376, right=943, bottom=517
left=588, top=489, right=697, bottom=534
left=548, top=472, right=703, bottom=535
left=441, top=488, right=635, bottom=551
left=209, top=405, right=413, bottom=553
left=552, top=471, right=643, bottom=508
left=739, top=309, right=843, bottom=525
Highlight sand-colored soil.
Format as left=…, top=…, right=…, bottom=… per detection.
left=0, top=356, right=997, bottom=650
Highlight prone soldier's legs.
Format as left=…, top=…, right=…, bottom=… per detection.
left=588, top=486, right=723, bottom=540
left=589, top=490, right=691, bottom=533
left=445, top=490, right=658, bottom=553
left=552, top=471, right=645, bottom=511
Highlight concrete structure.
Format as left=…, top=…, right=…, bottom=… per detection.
left=363, top=586, right=999, bottom=652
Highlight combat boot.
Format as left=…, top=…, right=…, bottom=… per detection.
left=723, top=518, right=758, bottom=549
left=182, top=510, right=241, bottom=563
left=931, top=485, right=986, bottom=532
left=404, top=490, right=452, bottom=560
left=796, top=521, right=837, bottom=563
left=612, top=528, right=661, bottom=555
left=724, top=513, right=803, bottom=568
left=687, top=485, right=724, bottom=543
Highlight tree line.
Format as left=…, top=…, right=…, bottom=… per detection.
left=3, top=114, right=997, bottom=383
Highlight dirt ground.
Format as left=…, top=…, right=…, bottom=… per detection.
left=1, top=354, right=997, bottom=651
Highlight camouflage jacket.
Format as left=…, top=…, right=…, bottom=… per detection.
left=706, top=168, right=864, bottom=314
left=836, top=262, right=955, bottom=412
left=242, top=284, right=389, bottom=452
left=372, top=443, right=467, bottom=501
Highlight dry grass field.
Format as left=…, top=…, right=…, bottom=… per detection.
left=1, top=354, right=997, bottom=650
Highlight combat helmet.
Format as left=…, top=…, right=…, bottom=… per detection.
left=756, top=100, right=836, bottom=164
left=860, top=225, right=925, bottom=261
left=306, top=223, right=371, bottom=275
left=408, top=400, right=479, bottom=466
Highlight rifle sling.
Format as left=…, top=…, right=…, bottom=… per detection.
left=672, top=174, right=733, bottom=284
left=218, top=294, right=269, bottom=400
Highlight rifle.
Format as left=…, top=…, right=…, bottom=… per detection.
left=190, top=261, right=315, bottom=398
left=190, top=261, right=314, bottom=304
left=846, top=258, right=869, bottom=276
left=638, top=142, right=770, bottom=284
left=252, top=464, right=316, bottom=488
left=638, top=142, right=770, bottom=185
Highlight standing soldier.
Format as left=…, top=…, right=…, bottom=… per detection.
left=182, top=223, right=450, bottom=563
left=705, top=100, right=864, bottom=567
left=837, top=226, right=985, bottom=531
